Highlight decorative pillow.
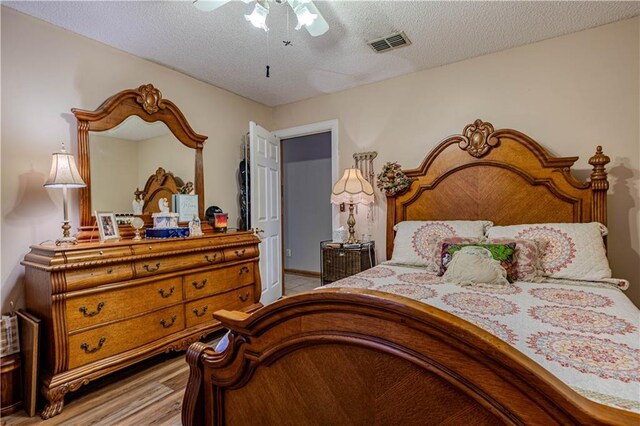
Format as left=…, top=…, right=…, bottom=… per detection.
left=390, top=221, right=493, bottom=271
left=432, top=237, right=483, bottom=271
left=439, top=242, right=517, bottom=282
left=486, top=222, right=610, bottom=281
left=489, top=238, right=546, bottom=282
left=443, top=247, right=510, bottom=288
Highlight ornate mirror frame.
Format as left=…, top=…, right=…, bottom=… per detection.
left=72, top=84, right=207, bottom=237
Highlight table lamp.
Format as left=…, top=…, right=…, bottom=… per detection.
left=331, top=168, right=374, bottom=244
left=44, top=143, right=86, bottom=245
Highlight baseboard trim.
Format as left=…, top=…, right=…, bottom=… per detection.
left=284, top=269, right=321, bottom=278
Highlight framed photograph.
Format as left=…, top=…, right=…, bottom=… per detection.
left=95, top=211, right=120, bottom=242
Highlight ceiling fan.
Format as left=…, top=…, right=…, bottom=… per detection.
left=193, top=0, right=329, bottom=36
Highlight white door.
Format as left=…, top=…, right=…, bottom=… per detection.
left=250, top=122, right=282, bottom=305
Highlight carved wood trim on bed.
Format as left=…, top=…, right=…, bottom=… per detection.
left=385, top=119, right=610, bottom=259
left=140, top=167, right=185, bottom=214
left=183, top=290, right=638, bottom=426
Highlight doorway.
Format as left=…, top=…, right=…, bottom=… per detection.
left=281, top=132, right=332, bottom=295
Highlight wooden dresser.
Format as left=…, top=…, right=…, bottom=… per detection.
left=21, top=231, right=261, bottom=419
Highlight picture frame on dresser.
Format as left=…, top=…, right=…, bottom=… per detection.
left=95, top=211, right=119, bottom=242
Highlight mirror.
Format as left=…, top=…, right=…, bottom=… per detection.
left=72, top=84, right=207, bottom=239
left=89, top=116, right=194, bottom=213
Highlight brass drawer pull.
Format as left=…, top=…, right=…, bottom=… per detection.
left=80, top=337, right=106, bottom=354
left=239, top=266, right=250, bottom=275
left=143, top=263, right=161, bottom=272
left=192, top=305, right=209, bottom=317
left=158, top=286, right=175, bottom=298
left=160, top=315, right=177, bottom=328
left=238, top=292, right=250, bottom=302
left=204, top=253, right=217, bottom=263
left=192, top=279, right=207, bottom=290
left=79, top=302, right=104, bottom=317
left=234, top=249, right=246, bottom=257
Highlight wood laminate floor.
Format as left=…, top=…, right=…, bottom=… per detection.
left=1, top=333, right=224, bottom=426
left=2, top=274, right=319, bottom=426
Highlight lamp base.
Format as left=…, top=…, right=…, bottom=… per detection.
left=55, top=236, right=79, bottom=246
left=345, top=202, right=359, bottom=244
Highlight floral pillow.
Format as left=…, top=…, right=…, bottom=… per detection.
left=439, top=242, right=517, bottom=282
left=432, top=237, right=483, bottom=272
left=489, top=238, right=546, bottom=282
left=443, top=246, right=510, bottom=288
left=390, top=221, right=493, bottom=271
left=486, top=222, right=610, bottom=281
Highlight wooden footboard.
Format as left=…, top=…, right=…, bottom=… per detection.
left=182, top=288, right=638, bottom=426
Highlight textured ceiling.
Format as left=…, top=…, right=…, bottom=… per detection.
left=6, top=1, right=640, bottom=107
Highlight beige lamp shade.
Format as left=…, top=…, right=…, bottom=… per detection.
left=331, top=168, right=374, bottom=205
left=44, top=144, right=86, bottom=188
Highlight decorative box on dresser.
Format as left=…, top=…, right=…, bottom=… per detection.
left=21, top=231, right=261, bottom=419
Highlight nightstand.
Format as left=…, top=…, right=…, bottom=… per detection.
left=320, top=241, right=376, bottom=285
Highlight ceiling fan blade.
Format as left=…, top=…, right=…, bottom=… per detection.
left=301, top=1, right=329, bottom=37
left=193, top=0, right=232, bottom=12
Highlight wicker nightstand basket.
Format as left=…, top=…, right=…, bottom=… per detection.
left=321, top=241, right=375, bottom=285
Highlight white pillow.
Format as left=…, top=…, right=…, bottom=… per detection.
left=443, top=246, right=510, bottom=288
left=486, top=222, right=610, bottom=281
left=391, top=220, right=493, bottom=271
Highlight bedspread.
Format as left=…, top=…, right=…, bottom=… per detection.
left=322, top=263, right=640, bottom=413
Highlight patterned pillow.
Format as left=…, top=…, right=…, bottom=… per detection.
left=432, top=237, right=483, bottom=272
left=443, top=246, right=510, bottom=288
left=390, top=221, right=493, bottom=271
left=486, top=222, right=610, bottom=281
left=489, top=238, right=546, bottom=282
left=439, top=242, right=517, bottom=282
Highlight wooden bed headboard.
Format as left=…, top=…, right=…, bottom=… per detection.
left=386, top=119, right=610, bottom=259
left=141, top=167, right=185, bottom=214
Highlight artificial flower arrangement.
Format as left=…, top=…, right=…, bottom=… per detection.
left=376, top=162, right=411, bottom=196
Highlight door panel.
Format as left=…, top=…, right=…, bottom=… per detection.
left=250, top=122, right=282, bottom=305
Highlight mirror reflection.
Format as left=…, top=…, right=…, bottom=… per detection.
left=89, top=116, right=194, bottom=213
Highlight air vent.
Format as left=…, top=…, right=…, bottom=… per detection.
left=367, top=32, right=411, bottom=53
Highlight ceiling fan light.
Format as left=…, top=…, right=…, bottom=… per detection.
left=245, top=3, right=269, bottom=32
left=294, top=1, right=328, bottom=36
left=293, top=5, right=317, bottom=30
left=193, top=0, right=231, bottom=12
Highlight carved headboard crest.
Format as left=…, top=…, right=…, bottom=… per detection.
left=458, top=119, right=498, bottom=158
left=136, top=84, right=165, bottom=114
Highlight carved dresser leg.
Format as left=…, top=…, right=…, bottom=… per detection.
left=40, top=377, right=89, bottom=419
left=40, top=387, right=66, bottom=420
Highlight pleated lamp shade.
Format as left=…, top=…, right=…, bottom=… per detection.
left=44, top=144, right=86, bottom=188
left=331, top=168, right=374, bottom=205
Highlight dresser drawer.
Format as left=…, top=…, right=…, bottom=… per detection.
left=184, top=262, right=255, bottom=300
left=223, top=245, right=258, bottom=262
left=131, top=238, right=220, bottom=255
left=64, top=246, right=133, bottom=263
left=67, top=305, right=184, bottom=369
left=185, top=285, right=255, bottom=328
left=66, top=277, right=182, bottom=331
left=134, top=250, right=222, bottom=277
left=65, top=263, right=134, bottom=291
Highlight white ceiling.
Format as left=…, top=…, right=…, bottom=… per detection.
left=6, top=1, right=640, bottom=107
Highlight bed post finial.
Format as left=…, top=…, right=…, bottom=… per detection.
left=588, top=146, right=609, bottom=225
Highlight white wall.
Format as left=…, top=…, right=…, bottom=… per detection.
left=137, top=133, right=195, bottom=191
left=90, top=134, right=138, bottom=212
left=0, top=7, right=272, bottom=312
left=273, top=18, right=640, bottom=307
left=283, top=133, right=332, bottom=273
